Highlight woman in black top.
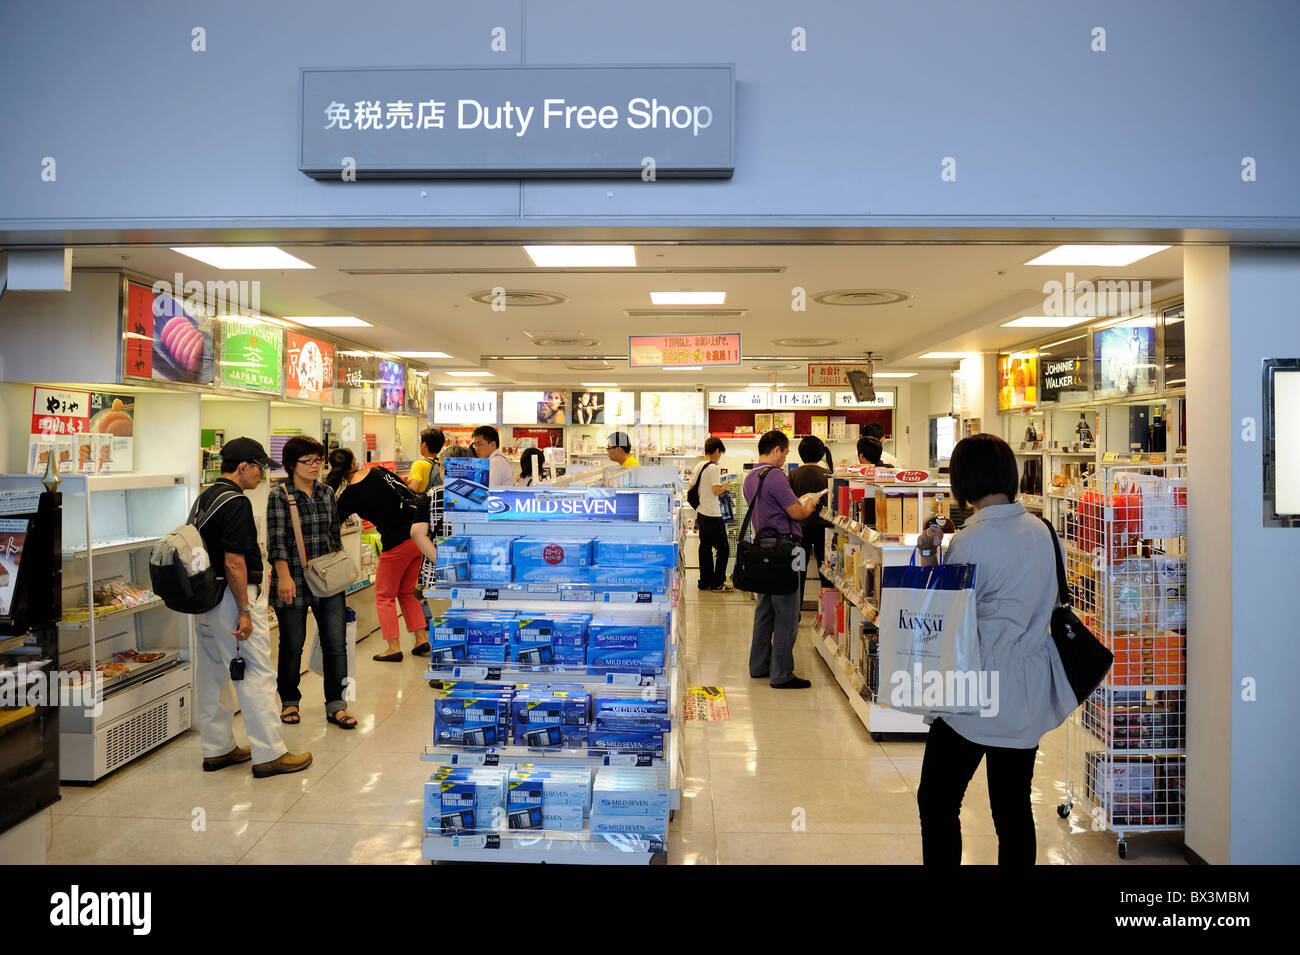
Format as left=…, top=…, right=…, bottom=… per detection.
left=326, top=448, right=430, bottom=662
left=267, top=436, right=355, bottom=728
left=789, top=436, right=834, bottom=590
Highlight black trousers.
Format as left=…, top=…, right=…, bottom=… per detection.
left=696, top=514, right=730, bottom=589
left=801, top=524, right=831, bottom=588
left=917, top=717, right=1039, bottom=865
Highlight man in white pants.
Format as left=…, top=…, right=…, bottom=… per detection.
left=193, top=437, right=312, bottom=778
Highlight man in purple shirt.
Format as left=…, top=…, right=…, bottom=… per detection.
left=742, top=430, right=821, bottom=689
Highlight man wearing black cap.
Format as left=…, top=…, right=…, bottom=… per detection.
left=191, top=437, right=312, bottom=778
left=605, top=431, right=640, bottom=468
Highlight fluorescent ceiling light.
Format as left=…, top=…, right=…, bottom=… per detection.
left=650, top=291, right=726, bottom=305
left=446, top=370, right=494, bottom=377
left=872, top=372, right=917, bottom=379
left=581, top=382, right=619, bottom=388
left=524, top=245, right=636, bottom=268
left=920, top=352, right=977, bottom=359
left=437, top=382, right=478, bottom=386
left=394, top=351, right=451, bottom=359
left=284, top=316, right=373, bottom=328
left=747, top=383, right=776, bottom=388
left=171, top=247, right=315, bottom=270
left=666, top=366, right=703, bottom=371
left=1038, top=335, right=1087, bottom=350
left=1001, top=316, right=1093, bottom=329
left=1024, top=245, right=1171, bottom=267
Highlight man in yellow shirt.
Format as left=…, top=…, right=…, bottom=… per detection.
left=606, top=431, right=639, bottom=467
left=406, top=428, right=445, bottom=493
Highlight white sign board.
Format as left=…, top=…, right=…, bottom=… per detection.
left=605, top=392, right=637, bottom=426
left=833, top=390, right=895, bottom=408
left=434, top=390, right=497, bottom=424
left=771, top=391, right=830, bottom=409
left=708, top=390, right=770, bottom=409
left=640, top=392, right=705, bottom=425
left=502, top=391, right=546, bottom=424
left=808, top=363, right=874, bottom=387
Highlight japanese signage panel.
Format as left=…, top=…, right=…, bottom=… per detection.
left=336, top=352, right=378, bottom=409
left=708, top=390, right=770, bottom=409
left=300, top=65, right=734, bottom=179
left=770, top=391, right=830, bottom=409
left=29, top=390, right=133, bottom=475
left=434, top=390, right=498, bottom=425
left=807, top=363, right=875, bottom=387
left=285, top=332, right=336, bottom=403
left=220, top=319, right=284, bottom=395
left=629, top=333, right=741, bottom=368
left=123, top=281, right=216, bottom=386
left=833, top=391, right=895, bottom=408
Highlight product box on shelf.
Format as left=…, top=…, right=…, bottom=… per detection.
left=444, top=458, right=492, bottom=511
left=511, top=537, right=593, bottom=567
left=468, top=564, right=514, bottom=584
left=512, top=564, right=592, bottom=584
left=1084, top=753, right=1172, bottom=826
left=507, top=769, right=592, bottom=828
left=434, top=688, right=512, bottom=745
left=587, top=729, right=666, bottom=756
left=436, top=536, right=471, bottom=563
left=464, top=612, right=519, bottom=646
left=588, top=812, right=669, bottom=835
left=589, top=565, right=669, bottom=589
left=588, top=617, right=668, bottom=650
left=512, top=723, right=588, bottom=748
left=428, top=615, right=470, bottom=665
left=512, top=691, right=590, bottom=727
left=468, top=535, right=517, bottom=565
left=592, top=766, right=670, bottom=815
left=592, top=540, right=677, bottom=567
left=591, top=697, right=672, bottom=733
left=586, top=649, right=666, bottom=674
left=426, top=767, right=508, bottom=831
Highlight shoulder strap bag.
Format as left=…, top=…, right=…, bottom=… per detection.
left=1041, top=518, right=1113, bottom=704
left=285, top=484, right=359, bottom=598
left=730, top=466, right=803, bottom=595
left=686, top=461, right=709, bottom=511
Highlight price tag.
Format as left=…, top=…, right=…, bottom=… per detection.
left=527, top=584, right=559, bottom=594
left=451, top=835, right=493, bottom=850
left=452, top=588, right=486, bottom=601
left=562, top=589, right=595, bottom=602
left=452, top=752, right=490, bottom=766
left=604, top=591, right=636, bottom=604
left=647, top=838, right=666, bottom=853
left=483, top=589, right=499, bottom=601
left=604, top=753, right=640, bottom=767
left=453, top=666, right=489, bottom=681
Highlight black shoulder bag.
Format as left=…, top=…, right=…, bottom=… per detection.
left=731, top=467, right=804, bottom=595
left=1041, top=518, right=1114, bottom=704
left=686, top=461, right=708, bottom=511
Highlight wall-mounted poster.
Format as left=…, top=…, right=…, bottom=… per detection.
left=571, top=391, right=605, bottom=424
left=503, top=391, right=568, bottom=425
left=997, top=352, right=1038, bottom=411
left=378, top=359, right=405, bottom=411
left=28, top=388, right=134, bottom=475
left=605, top=392, right=636, bottom=426
left=536, top=391, right=567, bottom=425
left=220, top=318, right=284, bottom=395
left=124, top=281, right=216, bottom=386
left=1093, top=319, right=1157, bottom=400
left=405, top=365, right=429, bottom=416
left=639, top=392, right=705, bottom=425
left=285, top=332, right=335, bottom=402
left=336, top=352, right=378, bottom=409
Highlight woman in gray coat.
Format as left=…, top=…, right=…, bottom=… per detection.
left=914, top=433, right=1076, bottom=864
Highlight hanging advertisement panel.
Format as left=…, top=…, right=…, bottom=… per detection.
left=1093, top=318, right=1157, bottom=400
left=123, top=281, right=216, bottom=386
left=219, top=318, right=284, bottom=395
left=285, top=332, right=336, bottom=402
left=997, top=352, right=1038, bottom=411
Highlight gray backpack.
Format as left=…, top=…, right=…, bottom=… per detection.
left=149, top=489, right=241, bottom=614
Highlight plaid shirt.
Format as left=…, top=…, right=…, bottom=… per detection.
left=267, top=480, right=344, bottom=608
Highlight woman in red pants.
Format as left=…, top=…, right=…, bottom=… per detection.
left=326, top=449, right=430, bottom=662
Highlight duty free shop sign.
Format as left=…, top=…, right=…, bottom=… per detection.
left=300, top=65, right=734, bottom=179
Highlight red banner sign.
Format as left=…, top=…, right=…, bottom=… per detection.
left=629, top=333, right=741, bottom=368
left=31, top=387, right=91, bottom=436
left=286, top=332, right=336, bottom=402
left=894, top=470, right=931, bottom=484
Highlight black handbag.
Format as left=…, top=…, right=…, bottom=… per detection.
left=731, top=466, right=804, bottom=595
left=1041, top=518, right=1114, bottom=704
left=686, top=461, right=707, bottom=511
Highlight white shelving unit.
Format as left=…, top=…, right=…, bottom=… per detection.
left=419, top=484, right=685, bottom=865
left=0, top=472, right=196, bottom=782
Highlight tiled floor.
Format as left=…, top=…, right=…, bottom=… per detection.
left=45, top=591, right=1188, bottom=865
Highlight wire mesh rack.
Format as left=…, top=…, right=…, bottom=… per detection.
left=1058, top=464, right=1188, bottom=859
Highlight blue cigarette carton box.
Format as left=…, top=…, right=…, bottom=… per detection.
left=588, top=812, right=669, bottom=836
left=588, top=619, right=668, bottom=651
left=467, top=564, right=513, bottom=584
left=590, top=566, right=668, bottom=589
left=592, top=697, right=672, bottom=733
left=436, top=536, right=471, bottom=563
left=592, top=767, right=671, bottom=815
left=444, top=458, right=492, bottom=511
left=512, top=723, right=587, bottom=748
left=586, top=648, right=665, bottom=674
left=463, top=612, right=517, bottom=645
left=511, top=538, right=593, bottom=567
left=512, top=692, right=589, bottom=727
left=517, top=614, right=590, bottom=643
left=593, top=540, right=677, bottom=568
left=468, top=536, right=516, bottom=565
left=586, top=729, right=666, bottom=757
left=511, top=564, right=591, bottom=584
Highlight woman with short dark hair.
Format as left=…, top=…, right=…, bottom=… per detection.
left=517, top=448, right=546, bottom=487
left=789, top=436, right=834, bottom=590
left=266, top=436, right=355, bottom=728
left=913, top=433, right=1075, bottom=864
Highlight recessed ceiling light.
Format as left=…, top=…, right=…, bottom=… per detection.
left=284, top=316, right=373, bottom=328
left=649, top=291, right=726, bottom=305
left=919, top=352, right=978, bottom=359
left=524, top=245, right=636, bottom=268
left=872, top=373, right=918, bottom=378
left=666, top=366, right=704, bottom=371
left=580, top=382, right=619, bottom=388
left=446, top=371, right=494, bottom=377
left=394, top=351, right=451, bottom=359
left=171, top=247, right=315, bottom=270
left=1024, top=245, right=1171, bottom=267
left=1001, top=316, right=1093, bottom=329
left=771, top=337, right=839, bottom=347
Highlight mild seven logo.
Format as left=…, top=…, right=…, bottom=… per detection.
left=897, top=609, right=943, bottom=641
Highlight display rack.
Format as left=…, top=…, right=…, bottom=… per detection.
left=419, top=483, right=685, bottom=865
left=0, top=472, right=195, bottom=781
left=1057, top=465, right=1187, bottom=859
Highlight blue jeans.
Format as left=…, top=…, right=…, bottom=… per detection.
left=274, top=593, right=348, bottom=713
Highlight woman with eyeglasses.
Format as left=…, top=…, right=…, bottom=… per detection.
left=266, top=436, right=356, bottom=729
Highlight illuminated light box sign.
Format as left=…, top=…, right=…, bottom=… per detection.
left=1038, top=335, right=1089, bottom=404
left=434, top=390, right=498, bottom=424
left=220, top=319, right=284, bottom=395
left=504, top=391, right=568, bottom=425
left=639, top=392, right=705, bottom=425
left=629, top=334, right=740, bottom=368
left=1093, top=319, right=1157, bottom=400
left=378, top=359, right=406, bottom=412
left=771, top=392, right=830, bottom=409
left=405, top=365, right=429, bottom=416
left=123, top=282, right=216, bottom=386
left=300, top=65, right=734, bottom=179
left=709, top=391, right=770, bottom=409
left=486, top=488, right=671, bottom=522
left=998, top=352, right=1038, bottom=411
left=285, top=332, right=335, bottom=403
left=833, top=391, right=894, bottom=408
left=336, top=352, right=378, bottom=409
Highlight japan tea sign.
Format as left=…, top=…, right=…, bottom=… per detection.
left=629, top=334, right=740, bottom=369
left=300, top=65, right=734, bottom=179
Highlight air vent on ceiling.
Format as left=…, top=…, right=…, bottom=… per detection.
left=523, top=329, right=598, bottom=349
left=813, top=289, right=911, bottom=307
left=771, top=337, right=840, bottom=347
left=622, top=308, right=748, bottom=320
left=530, top=338, right=599, bottom=348
left=565, top=361, right=615, bottom=371
left=749, top=362, right=802, bottom=371
left=469, top=289, right=567, bottom=307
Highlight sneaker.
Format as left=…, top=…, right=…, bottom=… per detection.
left=771, top=676, right=812, bottom=689
left=252, top=751, right=313, bottom=778
left=201, top=745, right=251, bottom=772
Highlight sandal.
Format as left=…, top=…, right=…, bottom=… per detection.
left=280, top=704, right=301, bottom=725
left=327, top=710, right=358, bottom=730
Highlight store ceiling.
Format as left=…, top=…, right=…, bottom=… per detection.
left=69, top=242, right=1183, bottom=388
